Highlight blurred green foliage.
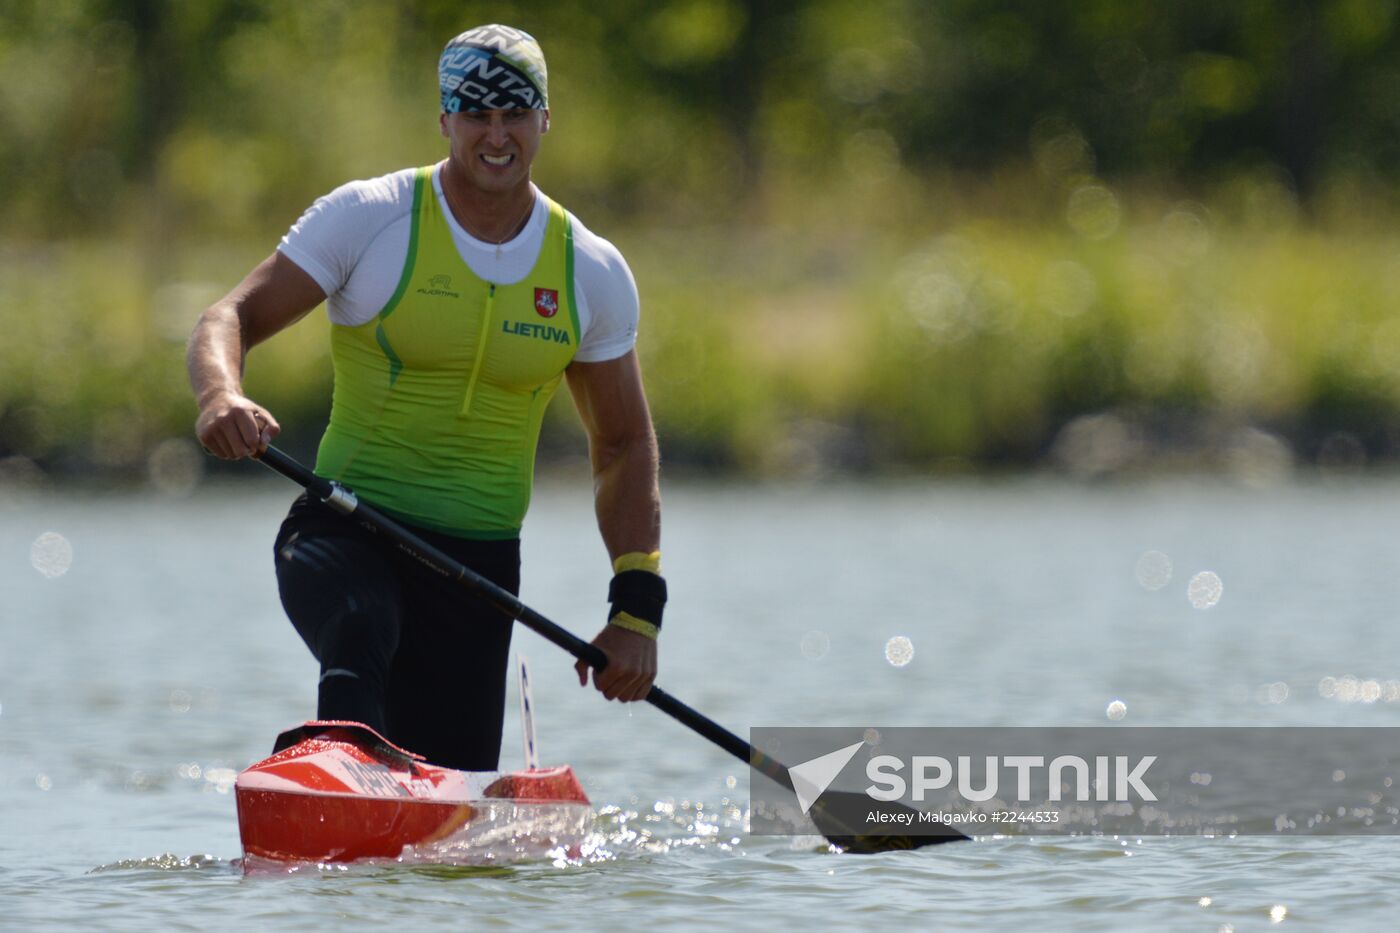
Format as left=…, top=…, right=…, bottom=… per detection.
left=3, top=0, right=1400, bottom=481
left=11, top=0, right=1400, bottom=236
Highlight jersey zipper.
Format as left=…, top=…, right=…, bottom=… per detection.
left=460, top=283, right=495, bottom=417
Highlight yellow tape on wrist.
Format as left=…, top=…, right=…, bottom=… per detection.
left=612, top=550, right=662, bottom=575
left=607, top=610, right=659, bottom=641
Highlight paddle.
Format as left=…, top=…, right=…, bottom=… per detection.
left=251, top=445, right=967, bottom=852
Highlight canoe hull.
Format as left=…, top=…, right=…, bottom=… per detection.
left=235, top=721, right=591, bottom=865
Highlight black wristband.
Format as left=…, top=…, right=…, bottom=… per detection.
left=608, top=569, right=667, bottom=631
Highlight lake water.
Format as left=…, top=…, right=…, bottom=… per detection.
left=4, top=473, right=1400, bottom=930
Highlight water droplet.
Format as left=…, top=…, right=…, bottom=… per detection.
left=1225, top=427, right=1293, bottom=487
left=884, top=636, right=914, bottom=667
left=148, top=438, right=204, bottom=497
left=202, top=767, right=237, bottom=794
left=1134, top=550, right=1173, bottom=590
left=1066, top=184, right=1121, bottom=239
left=1317, top=432, right=1366, bottom=474
left=168, top=690, right=192, bottom=713
left=30, top=531, right=73, bottom=578
left=1031, top=123, right=1093, bottom=178
left=35, top=773, right=52, bottom=791
left=1106, top=699, right=1127, bottom=721
left=1052, top=413, right=1140, bottom=476
left=1198, top=896, right=1212, bottom=907
left=1187, top=571, right=1223, bottom=609
left=724, top=775, right=736, bottom=790
left=800, top=631, right=830, bottom=660
left=1332, top=770, right=1346, bottom=783
left=840, top=128, right=900, bottom=185
left=863, top=728, right=882, bottom=746
left=828, top=48, right=890, bottom=105
left=1269, top=904, right=1287, bottom=923
left=1158, top=203, right=1213, bottom=265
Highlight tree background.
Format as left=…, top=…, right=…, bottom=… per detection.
left=4, top=0, right=1400, bottom=483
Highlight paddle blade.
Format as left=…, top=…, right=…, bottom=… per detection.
left=807, top=791, right=970, bottom=852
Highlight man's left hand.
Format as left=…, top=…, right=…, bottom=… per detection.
left=575, top=625, right=657, bottom=702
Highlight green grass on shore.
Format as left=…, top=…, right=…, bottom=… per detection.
left=4, top=203, right=1400, bottom=483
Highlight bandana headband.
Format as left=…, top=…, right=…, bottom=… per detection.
left=439, top=24, right=549, bottom=113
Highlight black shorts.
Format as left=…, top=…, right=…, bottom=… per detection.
left=273, top=492, right=519, bottom=771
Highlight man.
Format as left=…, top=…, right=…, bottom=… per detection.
left=186, top=24, right=665, bottom=771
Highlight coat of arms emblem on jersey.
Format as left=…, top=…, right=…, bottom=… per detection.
left=534, top=288, right=559, bottom=318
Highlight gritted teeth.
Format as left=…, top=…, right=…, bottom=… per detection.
left=481, top=154, right=513, bottom=166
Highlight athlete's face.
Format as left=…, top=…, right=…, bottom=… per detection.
left=440, top=108, right=549, bottom=194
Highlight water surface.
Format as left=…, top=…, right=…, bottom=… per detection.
left=4, top=475, right=1399, bottom=929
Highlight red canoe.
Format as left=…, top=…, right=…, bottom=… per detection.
left=235, top=721, right=592, bottom=865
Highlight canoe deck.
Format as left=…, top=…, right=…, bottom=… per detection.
left=235, top=721, right=592, bottom=865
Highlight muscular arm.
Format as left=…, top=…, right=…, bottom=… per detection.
left=566, top=349, right=661, bottom=559
left=565, top=349, right=662, bottom=701
left=187, top=252, right=327, bottom=459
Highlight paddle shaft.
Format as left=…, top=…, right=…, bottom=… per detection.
left=255, top=446, right=793, bottom=792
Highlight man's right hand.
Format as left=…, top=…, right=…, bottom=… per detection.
left=196, top=392, right=280, bottom=459
left=186, top=251, right=326, bottom=459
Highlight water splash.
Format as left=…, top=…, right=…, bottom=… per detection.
left=1187, top=571, right=1223, bottom=609
left=559, top=797, right=752, bottom=863
left=30, top=531, right=73, bottom=578
left=1134, top=550, right=1172, bottom=591
left=147, top=438, right=204, bottom=497
left=1319, top=676, right=1400, bottom=704
left=90, top=853, right=229, bottom=874
left=236, top=797, right=761, bottom=875
left=885, top=636, right=915, bottom=667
